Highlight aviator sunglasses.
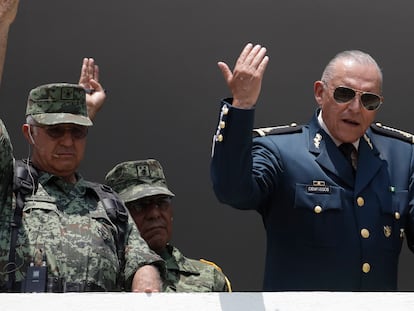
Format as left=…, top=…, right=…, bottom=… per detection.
left=33, top=124, right=88, bottom=139
left=327, top=84, right=383, bottom=111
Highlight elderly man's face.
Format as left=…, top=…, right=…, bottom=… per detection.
left=23, top=123, right=87, bottom=182
left=314, top=59, right=382, bottom=143
left=126, top=195, right=173, bottom=254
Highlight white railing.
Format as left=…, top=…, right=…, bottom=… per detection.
left=1, top=291, right=414, bottom=311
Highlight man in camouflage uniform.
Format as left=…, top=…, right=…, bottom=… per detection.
left=0, top=83, right=164, bottom=292
left=105, top=159, right=232, bottom=292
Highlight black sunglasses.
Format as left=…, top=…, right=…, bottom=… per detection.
left=33, top=124, right=88, bottom=139
left=332, top=86, right=383, bottom=111
left=127, top=196, right=172, bottom=214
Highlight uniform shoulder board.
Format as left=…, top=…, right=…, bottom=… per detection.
left=252, top=123, right=302, bottom=138
left=370, top=122, right=414, bottom=144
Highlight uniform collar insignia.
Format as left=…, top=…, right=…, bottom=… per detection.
left=313, top=133, right=322, bottom=149
left=363, top=134, right=373, bottom=150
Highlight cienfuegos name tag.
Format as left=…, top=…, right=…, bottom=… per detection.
left=306, top=180, right=331, bottom=193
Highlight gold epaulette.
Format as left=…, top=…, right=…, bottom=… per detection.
left=252, top=123, right=302, bottom=138
left=199, top=258, right=232, bottom=292
left=370, top=122, right=414, bottom=144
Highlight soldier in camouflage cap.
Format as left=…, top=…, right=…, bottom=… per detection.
left=0, top=63, right=164, bottom=293
left=23, top=83, right=94, bottom=182
left=105, top=159, right=232, bottom=292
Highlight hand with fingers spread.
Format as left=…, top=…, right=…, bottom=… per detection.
left=218, top=43, right=269, bottom=109
left=78, top=57, right=106, bottom=120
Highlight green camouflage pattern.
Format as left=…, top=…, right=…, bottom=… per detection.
left=26, top=83, right=93, bottom=126
left=161, top=245, right=231, bottom=292
left=0, top=120, right=163, bottom=291
left=0, top=119, right=16, bottom=288
left=105, top=159, right=174, bottom=203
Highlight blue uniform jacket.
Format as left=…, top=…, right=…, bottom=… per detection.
left=211, top=99, right=414, bottom=291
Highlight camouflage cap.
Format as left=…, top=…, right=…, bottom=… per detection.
left=105, top=159, right=175, bottom=203
left=26, top=83, right=93, bottom=126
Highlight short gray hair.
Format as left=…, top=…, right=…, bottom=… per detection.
left=321, top=50, right=383, bottom=90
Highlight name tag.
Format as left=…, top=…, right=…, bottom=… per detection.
left=306, top=181, right=331, bottom=194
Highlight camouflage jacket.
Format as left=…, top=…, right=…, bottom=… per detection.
left=162, top=244, right=231, bottom=292
left=0, top=119, right=163, bottom=292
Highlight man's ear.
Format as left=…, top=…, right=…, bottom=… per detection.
left=22, top=124, right=35, bottom=145
left=314, top=80, right=325, bottom=107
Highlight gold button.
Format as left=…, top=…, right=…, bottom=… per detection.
left=361, top=229, right=370, bottom=238
left=362, top=263, right=371, bottom=273
left=219, top=121, right=226, bottom=129
left=357, top=197, right=365, bottom=207
left=217, top=134, right=223, bottom=142
left=314, top=205, right=322, bottom=214
left=222, top=106, right=229, bottom=115
left=395, top=212, right=401, bottom=220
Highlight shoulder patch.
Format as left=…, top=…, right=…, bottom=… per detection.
left=370, top=122, right=414, bottom=144
left=253, top=123, right=302, bottom=138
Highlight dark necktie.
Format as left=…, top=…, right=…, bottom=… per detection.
left=339, top=143, right=357, bottom=171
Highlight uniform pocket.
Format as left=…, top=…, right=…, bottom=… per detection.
left=22, top=194, right=60, bottom=231
left=294, top=183, right=344, bottom=247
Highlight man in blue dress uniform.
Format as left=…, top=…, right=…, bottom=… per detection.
left=211, top=43, right=414, bottom=291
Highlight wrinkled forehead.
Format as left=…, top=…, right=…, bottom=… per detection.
left=330, top=61, right=382, bottom=91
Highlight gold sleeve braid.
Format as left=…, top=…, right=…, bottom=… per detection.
left=199, top=258, right=232, bottom=292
